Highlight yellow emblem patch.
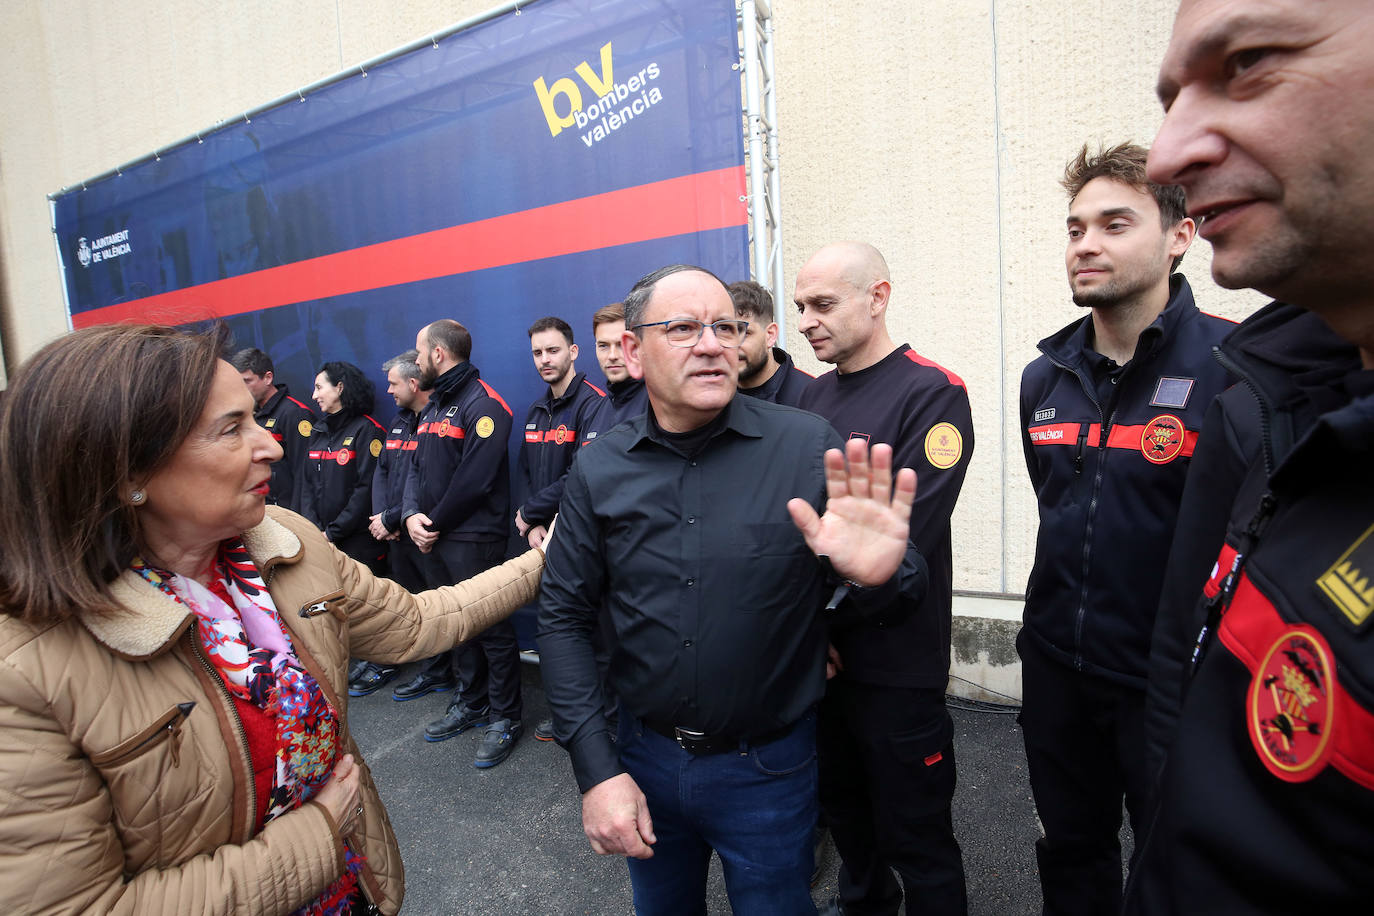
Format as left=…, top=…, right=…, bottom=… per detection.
left=298, top=419, right=313, bottom=438
left=924, top=422, right=963, bottom=470
left=1316, top=521, right=1374, bottom=627
left=265, top=418, right=276, bottom=428
left=476, top=416, right=496, bottom=439
left=369, top=439, right=383, bottom=458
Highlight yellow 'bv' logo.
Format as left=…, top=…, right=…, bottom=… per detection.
left=1317, top=521, right=1374, bottom=627
left=533, top=42, right=663, bottom=144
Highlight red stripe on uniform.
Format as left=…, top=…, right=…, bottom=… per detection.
left=418, top=422, right=465, bottom=440
left=904, top=350, right=966, bottom=389
left=1027, top=423, right=1081, bottom=445
left=70, top=166, right=748, bottom=329
left=1219, top=573, right=1374, bottom=790
left=478, top=380, right=514, bottom=417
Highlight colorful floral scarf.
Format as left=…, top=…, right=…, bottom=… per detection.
left=132, top=540, right=366, bottom=916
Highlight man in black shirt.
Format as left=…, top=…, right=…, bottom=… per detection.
left=797, top=241, right=974, bottom=916
left=538, top=264, right=926, bottom=914
left=231, top=348, right=314, bottom=512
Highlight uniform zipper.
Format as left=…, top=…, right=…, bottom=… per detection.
left=1042, top=350, right=1112, bottom=669
left=1189, top=491, right=1278, bottom=676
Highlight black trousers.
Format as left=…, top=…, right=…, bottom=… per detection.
left=419, top=537, right=521, bottom=721
left=1017, top=629, right=1149, bottom=916
left=387, top=537, right=426, bottom=593
left=818, top=679, right=967, bottom=916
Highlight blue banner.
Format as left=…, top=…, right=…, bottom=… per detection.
left=53, top=0, right=748, bottom=433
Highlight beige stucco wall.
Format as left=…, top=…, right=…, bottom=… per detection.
left=0, top=0, right=1266, bottom=601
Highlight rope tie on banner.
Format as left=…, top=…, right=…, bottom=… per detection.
left=154, top=149, right=161, bottom=162
left=431, top=35, right=439, bottom=49
left=298, top=89, right=306, bottom=103
left=196, top=131, right=203, bottom=145
left=514, top=3, right=521, bottom=14
left=243, top=112, right=252, bottom=125
left=358, top=63, right=367, bottom=78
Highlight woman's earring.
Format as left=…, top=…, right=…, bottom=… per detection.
left=130, top=490, right=146, bottom=505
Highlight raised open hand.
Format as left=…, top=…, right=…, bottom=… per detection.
left=787, top=438, right=916, bottom=587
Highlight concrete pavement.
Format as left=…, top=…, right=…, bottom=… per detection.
left=349, top=662, right=1050, bottom=915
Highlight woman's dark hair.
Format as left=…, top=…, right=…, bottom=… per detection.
left=317, top=361, right=375, bottom=419
left=0, top=323, right=230, bottom=622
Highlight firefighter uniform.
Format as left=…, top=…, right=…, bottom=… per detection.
left=254, top=385, right=315, bottom=512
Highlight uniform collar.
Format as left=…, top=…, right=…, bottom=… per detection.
left=1038, top=274, right=1197, bottom=368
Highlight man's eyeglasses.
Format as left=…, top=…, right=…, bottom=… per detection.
left=631, top=318, right=750, bottom=349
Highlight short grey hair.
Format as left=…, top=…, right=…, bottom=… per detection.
left=623, top=264, right=730, bottom=332
left=381, top=348, right=422, bottom=383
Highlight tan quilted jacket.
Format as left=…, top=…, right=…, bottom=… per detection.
left=0, top=507, right=542, bottom=915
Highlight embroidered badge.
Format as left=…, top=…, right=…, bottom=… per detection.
left=1316, top=522, right=1374, bottom=628
left=554, top=424, right=569, bottom=445
left=1033, top=407, right=1055, bottom=422
left=1248, top=625, right=1335, bottom=783
left=1151, top=376, right=1196, bottom=409
left=1140, top=414, right=1185, bottom=464
left=476, top=416, right=496, bottom=439
left=336, top=450, right=352, bottom=466
left=298, top=420, right=313, bottom=438
left=438, top=420, right=451, bottom=438
left=369, top=439, right=382, bottom=458
left=924, top=422, right=963, bottom=470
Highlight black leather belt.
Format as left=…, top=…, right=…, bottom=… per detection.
left=642, top=718, right=796, bottom=756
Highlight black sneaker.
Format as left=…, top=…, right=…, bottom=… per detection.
left=534, top=718, right=556, bottom=741
left=348, top=664, right=399, bottom=698
left=391, top=672, right=457, bottom=702
left=423, top=703, right=490, bottom=742
left=474, top=718, right=522, bottom=768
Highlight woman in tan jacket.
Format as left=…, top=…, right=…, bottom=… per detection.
left=0, top=324, right=543, bottom=915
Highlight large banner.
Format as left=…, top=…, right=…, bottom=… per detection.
left=52, top=0, right=748, bottom=435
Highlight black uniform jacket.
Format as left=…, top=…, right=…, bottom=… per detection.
left=517, top=372, right=607, bottom=527
left=598, top=376, right=649, bottom=431
left=1127, top=301, right=1374, bottom=913
left=255, top=385, right=315, bottom=512
left=1143, top=305, right=1360, bottom=777
left=372, top=407, right=420, bottom=534
left=537, top=396, right=927, bottom=793
left=1020, top=276, right=1234, bottom=687
left=738, top=347, right=813, bottom=407
left=300, top=410, right=385, bottom=562
left=402, top=361, right=513, bottom=542
left=800, top=344, right=972, bottom=688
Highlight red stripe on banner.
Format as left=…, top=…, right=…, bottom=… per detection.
left=71, top=166, right=749, bottom=329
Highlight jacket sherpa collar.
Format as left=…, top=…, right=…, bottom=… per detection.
left=79, top=514, right=304, bottom=660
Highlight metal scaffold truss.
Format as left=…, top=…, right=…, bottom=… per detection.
left=737, top=0, right=786, bottom=337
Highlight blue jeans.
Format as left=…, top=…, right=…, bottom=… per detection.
left=618, top=713, right=819, bottom=915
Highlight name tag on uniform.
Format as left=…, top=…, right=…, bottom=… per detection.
left=1151, top=377, right=1195, bottom=409
left=1033, top=408, right=1055, bottom=422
